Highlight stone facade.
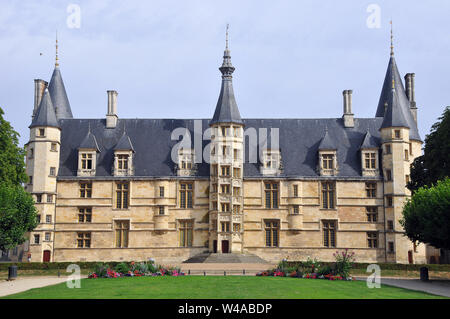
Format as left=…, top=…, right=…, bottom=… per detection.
left=24, top=34, right=429, bottom=265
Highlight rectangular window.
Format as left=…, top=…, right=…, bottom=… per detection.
left=233, top=205, right=240, bottom=214
left=293, top=185, right=298, bottom=197
left=394, top=130, right=401, bottom=139
left=233, top=168, right=241, bottom=178
left=233, top=187, right=240, bottom=196
left=323, top=221, right=336, bottom=247
left=265, top=220, right=279, bottom=247
left=45, top=233, right=51, bottom=241
left=322, top=154, right=334, bottom=169
left=34, top=234, right=40, bottom=244
left=293, top=205, right=299, bottom=214
left=179, top=220, right=193, bottom=247
left=387, top=220, right=394, bottom=231
left=159, top=206, right=165, bottom=215
left=405, top=175, right=410, bottom=184
left=37, top=215, right=41, bottom=223
left=221, top=203, right=230, bottom=212
left=367, top=232, right=378, bottom=248
left=221, top=166, right=230, bottom=177
left=179, top=183, right=193, bottom=208
left=385, top=144, right=391, bottom=154
left=77, top=232, right=91, bottom=248
left=367, top=207, right=378, bottom=222
left=265, top=182, right=279, bottom=209
left=404, top=149, right=409, bottom=161
left=221, top=222, right=230, bottom=232
left=321, top=182, right=335, bottom=209
left=51, top=143, right=57, bottom=152
left=45, top=215, right=52, bottom=223
left=365, top=153, right=376, bottom=169
left=386, top=170, right=392, bottom=181
left=409, top=143, right=412, bottom=155
left=36, top=194, right=42, bottom=203
left=81, top=153, right=93, bottom=170
left=29, top=148, right=34, bottom=158
left=387, top=196, right=393, bottom=207
left=388, top=241, right=395, bottom=253
left=80, top=182, right=92, bottom=198
left=29, top=176, right=33, bottom=184
left=49, top=167, right=56, bottom=176
left=117, top=155, right=129, bottom=170
left=115, top=182, right=129, bottom=209
left=115, top=220, right=129, bottom=248
left=233, top=223, right=240, bottom=232
left=39, top=128, right=45, bottom=136
left=221, top=184, right=230, bottom=194
left=46, top=194, right=53, bottom=203
left=366, top=182, right=377, bottom=198
left=78, top=208, right=92, bottom=223
left=159, top=186, right=164, bottom=197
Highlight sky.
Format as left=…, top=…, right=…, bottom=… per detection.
left=1, top=0, right=449, bottom=147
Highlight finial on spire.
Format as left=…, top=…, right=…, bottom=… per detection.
left=225, top=24, right=229, bottom=50
left=55, top=30, right=59, bottom=67
left=390, top=20, right=394, bottom=57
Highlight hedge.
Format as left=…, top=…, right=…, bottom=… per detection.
left=0, top=261, right=450, bottom=272
left=284, top=261, right=450, bottom=272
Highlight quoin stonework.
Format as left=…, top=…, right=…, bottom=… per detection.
left=24, top=29, right=429, bottom=264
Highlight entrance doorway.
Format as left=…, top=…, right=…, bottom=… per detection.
left=43, top=250, right=51, bottom=262
left=213, top=240, right=217, bottom=253
left=408, top=250, right=413, bottom=264
left=221, top=240, right=229, bottom=253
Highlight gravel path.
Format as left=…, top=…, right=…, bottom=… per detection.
left=356, top=277, right=450, bottom=298
left=0, top=276, right=86, bottom=297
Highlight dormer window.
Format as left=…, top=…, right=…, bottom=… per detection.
left=78, top=151, right=97, bottom=177
left=361, top=150, right=379, bottom=177
left=177, top=148, right=196, bottom=176
left=113, top=151, right=134, bottom=176
left=260, top=149, right=282, bottom=176
left=318, top=151, right=338, bottom=176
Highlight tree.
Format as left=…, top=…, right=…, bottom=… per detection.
left=0, top=183, right=38, bottom=251
left=400, top=178, right=450, bottom=250
left=0, top=107, right=28, bottom=187
left=0, top=107, right=37, bottom=252
left=408, top=106, right=450, bottom=192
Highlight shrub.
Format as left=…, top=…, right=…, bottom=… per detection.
left=333, top=249, right=355, bottom=279
left=316, top=265, right=333, bottom=276
left=114, top=262, right=130, bottom=274
left=93, top=262, right=109, bottom=278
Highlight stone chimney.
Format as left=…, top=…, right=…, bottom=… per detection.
left=342, top=90, right=354, bottom=128
left=106, top=90, right=118, bottom=129
left=33, top=79, right=48, bottom=119
left=405, top=73, right=417, bottom=124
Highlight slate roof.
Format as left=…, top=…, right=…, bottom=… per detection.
left=114, top=132, right=135, bottom=151
left=210, top=48, right=243, bottom=125
left=79, top=131, right=100, bottom=152
left=30, top=89, right=59, bottom=129
left=318, top=128, right=337, bottom=150
left=57, top=117, right=383, bottom=179
left=375, top=57, right=421, bottom=141
left=360, top=130, right=378, bottom=149
left=380, top=82, right=410, bottom=129
left=48, top=67, right=73, bottom=120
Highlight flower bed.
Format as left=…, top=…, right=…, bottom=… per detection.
left=88, top=260, right=185, bottom=279
left=256, top=250, right=357, bottom=281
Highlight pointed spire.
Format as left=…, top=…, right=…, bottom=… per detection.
left=390, top=20, right=394, bottom=57
left=114, top=127, right=135, bottom=152
left=79, top=125, right=100, bottom=152
left=381, top=75, right=409, bottom=129
left=318, top=127, right=337, bottom=150
left=376, top=24, right=421, bottom=140
left=48, top=34, right=73, bottom=120
left=210, top=25, right=243, bottom=125
left=360, top=130, right=378, bottom=149
left=55, top=30, right=59, bottom=68
left=29, top=89, right=60, bottom=129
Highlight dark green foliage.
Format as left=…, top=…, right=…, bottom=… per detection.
left=93, top=263, right=110, bottom=277
left=114, top=262, right=130, bottom=274
left=316, top=265, right=333, bottom=276
left=408, top=106, right=450, bottom=192
left=0, top=183, right=38, bottom=251
left=401, top=178, right=450, bottom=250
left=0, top=107, right=28, bottom=187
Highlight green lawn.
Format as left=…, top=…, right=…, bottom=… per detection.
left=2, top=276, right=447, bottom=299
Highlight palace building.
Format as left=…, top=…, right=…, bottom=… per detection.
left=24, top=30, right=427, bottom=264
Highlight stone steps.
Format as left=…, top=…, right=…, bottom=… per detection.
left=183, top=253, right=268, bottom=264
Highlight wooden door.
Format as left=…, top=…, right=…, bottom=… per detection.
left=221, top=240, right=229, bottom=253
left=43, top=250, right=51, bottom=262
